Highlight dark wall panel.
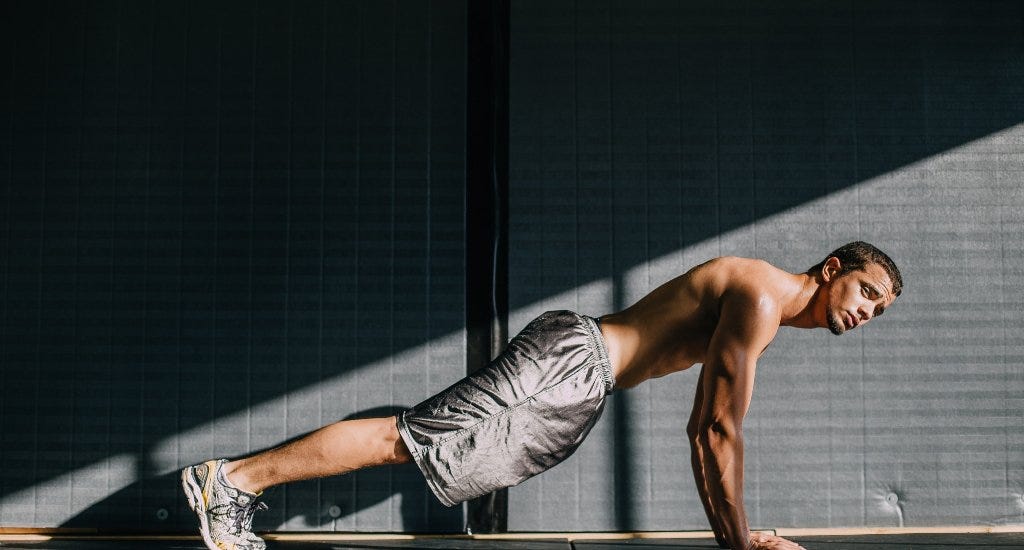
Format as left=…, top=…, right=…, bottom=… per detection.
left=0, top=0, right=466, bottom=532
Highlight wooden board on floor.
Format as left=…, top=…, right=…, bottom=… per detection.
left=2, top=533, right=1024, bottom=550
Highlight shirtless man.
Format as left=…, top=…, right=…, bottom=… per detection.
left=182, top=241, right=902, bottom=550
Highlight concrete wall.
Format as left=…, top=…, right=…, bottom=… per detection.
left=2, top=0, right=1023, bottom=534
left=508, top=0, right=1024, bottom=531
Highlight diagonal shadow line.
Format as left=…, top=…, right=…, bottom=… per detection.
left=0, top=0, right=1022, bottom=530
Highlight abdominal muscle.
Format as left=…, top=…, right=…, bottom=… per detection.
left=598, top=300, right=716, bottom=389
left=593, top=259, right=728, bottom=389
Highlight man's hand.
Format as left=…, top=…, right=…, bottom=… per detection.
left=747, top=532, right=807, bottom=550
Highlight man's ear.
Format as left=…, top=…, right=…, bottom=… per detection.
left=821, top=256, right=842, bottom=282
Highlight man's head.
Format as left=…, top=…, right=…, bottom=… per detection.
left=808, top=241, right=903, bottom=335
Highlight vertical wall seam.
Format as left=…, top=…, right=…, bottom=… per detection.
left=389, top=0, right=398, bottom=526
left=572, top=0, right=579, bottom=315
left=643, top=36, right=652, bottom=507
left=713, top=25, right=720, bottom=258
left=246, top=0, right=258, bottom=457
left=31, top=0, right=54, bottom=524
left=747, top=0, right=756, bottom=254
left=675, top=9, right=684, bottom=266
left=425, top=0, right=433, bottom=424
left=351, top=0, right=362, bottom=522
left=743, top=4, right=761, bottom=522
left=606, top=0, right=635, bottom=532
left=0, top=0, right=12, bottom=519
left=140, top=0, right=156, bottom=516
left=918, top=1, right=939, bottom=519
left=282, top=0, right=294, bottom=522
left=999, top=191, right=1008, bottom=514
left=572, top=0, right=580, bottom=522
left=67, top=0, right=88, bottom=515
left=318, top=0, right=327, bottom=522
left=606, top=0, right=613, bottom=305
left=822, top=2, right=833, bottom=526
left=212, top=0, right=223, bottom=462
left=849, top=0, right=867, bottom=527
left=176, top=0, right=191, bottom=485
left=106, top=0, right=124, bottom=510
left=423, top=0, right=433, bottom=524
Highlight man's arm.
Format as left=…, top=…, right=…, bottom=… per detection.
left=687, top=366, right=727, bottom=547
left=693, top=289, right=777, bottom=550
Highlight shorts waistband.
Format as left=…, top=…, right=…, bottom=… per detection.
left=581, top=314, right=615, bottom=392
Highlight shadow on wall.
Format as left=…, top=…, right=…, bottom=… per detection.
left=0, top=0, right=1022, bottom=530
left=59, top=407, right=463, bottom=532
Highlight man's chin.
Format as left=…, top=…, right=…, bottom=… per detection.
left=827, top=315, right=844, bottom=335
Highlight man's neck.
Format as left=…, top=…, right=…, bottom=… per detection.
left=779, top=272, right=824, bottom=329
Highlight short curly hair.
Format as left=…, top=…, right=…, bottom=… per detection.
left=807, top=241, right=903, bottom=297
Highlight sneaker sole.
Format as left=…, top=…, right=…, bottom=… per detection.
left=181, top=464, right=221, bottom=550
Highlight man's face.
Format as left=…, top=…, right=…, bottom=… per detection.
left=825, top=262, right=896, bottom=335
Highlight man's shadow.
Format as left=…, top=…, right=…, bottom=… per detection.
left=59, top=406, right=463, bottom=533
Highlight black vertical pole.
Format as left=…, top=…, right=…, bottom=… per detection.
left=465, top=0, right=510, bottom=535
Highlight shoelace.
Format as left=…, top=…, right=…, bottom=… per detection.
left=229, top=498, right=269, bottom=535
left=244, top=501, right=269, bottom=532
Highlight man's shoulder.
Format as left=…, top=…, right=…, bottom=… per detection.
left=704, top=255, right=774, bottom=271
left=700, top=256, right=783, bottom=288
left=701, top=256, right=788, bottom=310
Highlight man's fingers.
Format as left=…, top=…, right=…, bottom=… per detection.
left=750, top=533, right=807, bottom=550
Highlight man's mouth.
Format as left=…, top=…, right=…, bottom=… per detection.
left=846, top=313, right=857, bottom=330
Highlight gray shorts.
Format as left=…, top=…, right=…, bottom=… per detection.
left=396, top=310, right=614, bottom=507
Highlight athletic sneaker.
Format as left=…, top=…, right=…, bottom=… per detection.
left=181, top=459, right=269, bottom=550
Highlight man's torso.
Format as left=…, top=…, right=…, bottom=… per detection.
left=599, top=257, right=791, bottom=389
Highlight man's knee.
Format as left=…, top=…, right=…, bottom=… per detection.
left=385, top=416, right=413, bottom=464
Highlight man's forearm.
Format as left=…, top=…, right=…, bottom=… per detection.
left=699, top=429, right=750, bottom=549
left=690, top=438, right=727, bottom=546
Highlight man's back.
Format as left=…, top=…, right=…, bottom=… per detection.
left=600, top=256, right=800, bottom=389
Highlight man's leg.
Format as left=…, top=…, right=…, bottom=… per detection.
left=224, top=415, right=413, bottom=493
left=182, top=415, right=413, bottom=550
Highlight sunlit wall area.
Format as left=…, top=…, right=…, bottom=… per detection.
left=508, top=1, right=1024, bottom=531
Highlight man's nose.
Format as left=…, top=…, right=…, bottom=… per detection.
left=858, top=304, right=872, bottom=322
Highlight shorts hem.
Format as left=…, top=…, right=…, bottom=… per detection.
left=396, top=412, right=459, bottom=507
left=582, top=314, right=615, bottom=392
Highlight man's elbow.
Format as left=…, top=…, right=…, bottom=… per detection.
left=695, top=420, right=742, bottom=448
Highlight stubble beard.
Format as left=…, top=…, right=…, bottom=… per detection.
left=826, top=302, right=844, bottom=335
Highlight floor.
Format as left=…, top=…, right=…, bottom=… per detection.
left=1, top=533, right=1023, bottom=550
